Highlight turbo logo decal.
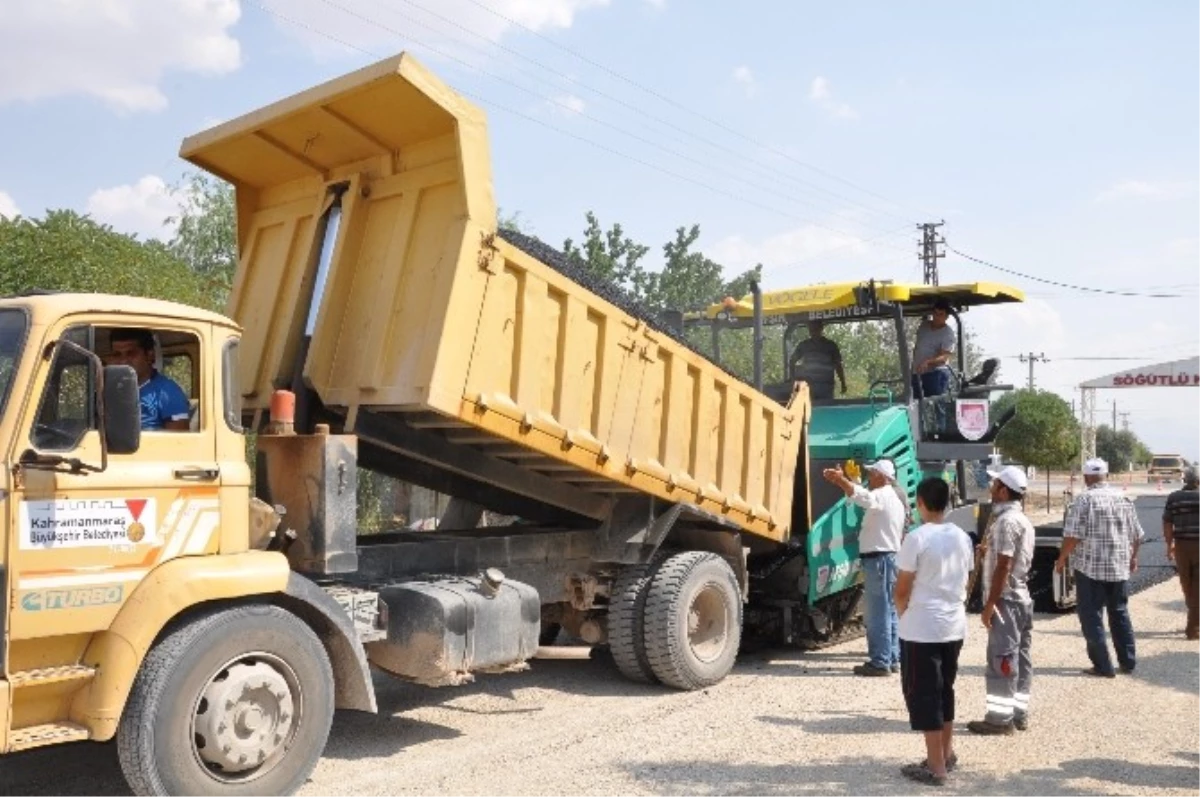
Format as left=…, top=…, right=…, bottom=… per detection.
left=21, top=585, right=125, bottom=611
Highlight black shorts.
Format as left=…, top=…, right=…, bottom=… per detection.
left=900, top=639, right=964, bottom=731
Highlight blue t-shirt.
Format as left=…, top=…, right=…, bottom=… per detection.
left=139, top=371, right=191, bottom=430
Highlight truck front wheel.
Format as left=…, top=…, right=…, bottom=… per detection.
left=643, top=551, right=742, bottom=690
left=117, top=604, right=335, bottom=796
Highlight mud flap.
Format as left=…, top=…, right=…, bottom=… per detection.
left=277, top=573, right=377, bottom=713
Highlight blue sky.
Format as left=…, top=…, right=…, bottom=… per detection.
left=1, top=0, right=1197, bottom=459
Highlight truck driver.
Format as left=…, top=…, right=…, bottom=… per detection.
left=108, top=327, right=191, bottom=431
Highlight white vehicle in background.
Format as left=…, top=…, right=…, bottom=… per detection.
left=1148, top=454, right=1189, bottom=484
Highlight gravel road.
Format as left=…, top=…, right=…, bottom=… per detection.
left=4, top=559, right=1195, bottom=796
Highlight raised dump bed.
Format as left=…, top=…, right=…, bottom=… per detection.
left=180, top=52, right=806, bottom=542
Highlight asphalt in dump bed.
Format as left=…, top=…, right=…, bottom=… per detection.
left=499, top=230, right=667, bottom=333
left=498, top=230, right=742, bottom=380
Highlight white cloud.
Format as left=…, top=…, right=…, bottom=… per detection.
left=1165, top=237, right=1199, bottom=261
left=732, top=65, right=757, bottom=98
left=266, top=0, right=610, bottom=61
left=0, top=0, right=242, bottom=112
left=971, top=298, right=1069, bottom=367
left=0, top=191, right=20, bottom=220
left=809, top=77, right=831, bottom=102
left=1094, top=179, right=1197, bottom=204
left=552, top=94, right=587, bottom=115
left=808, top=75, right=857, bottom=120
left=709, top=223, right=879, bottom=281
left=86, top=176, right=184, bottom=241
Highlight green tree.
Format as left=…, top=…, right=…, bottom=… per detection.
left=993, top=389, right=1080, bottom=470
left=562, top=211, right=652, bottom=301
left=1095, top=424, right=1153, bottom=472
left=498, top=206, right=527, bottom=234
left=167, top=172, right=237, bottom=307
left=0, top=210, right=215, bottom=310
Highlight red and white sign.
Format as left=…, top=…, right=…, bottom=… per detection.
left=956, top=399, right=990, bottom=441
left=20, top=498, right=157, bottom=549
left=1080, top=357, right=1200, bottom=389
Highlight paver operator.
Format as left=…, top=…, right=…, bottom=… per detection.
left=1163, top=465, right=1199, bottom=640
left=1055, top=457, right=1145, bottom=677
left=823, top=459, right=910, bottom=677
left=967, top=465, right=1035, bottom=735
left=910, top=298, right=956, bottom=400
left=790, top=319, right=847, bottom=401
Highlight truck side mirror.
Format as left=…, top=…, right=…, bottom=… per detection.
left=103, top=364, right=141, bottom=455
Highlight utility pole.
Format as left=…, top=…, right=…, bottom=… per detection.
left=1111, top=401, right=1117, bottom=430
left=1018, top=352, right=1049, bottom=389
left=918, top=221, right=945, bottom=285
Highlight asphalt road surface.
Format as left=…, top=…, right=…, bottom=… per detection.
left=1129, top=494, right=1177, bottom=595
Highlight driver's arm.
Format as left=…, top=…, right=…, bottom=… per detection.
left=159, top=378, right=193, bottom=432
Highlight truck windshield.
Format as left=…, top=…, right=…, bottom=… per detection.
left=0, top=308, right=29, bottom=417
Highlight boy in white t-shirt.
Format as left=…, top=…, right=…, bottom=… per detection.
left=893, top=477, right=975, bottom=786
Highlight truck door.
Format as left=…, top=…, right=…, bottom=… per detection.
left=7, top=321, right=221, bottom=645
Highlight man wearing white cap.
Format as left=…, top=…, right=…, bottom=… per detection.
left=967, top=465, right=1036, bottom=735
left=1056, top=457, right=1145, bottom=677
left=823, top=458, right=911, bottom=676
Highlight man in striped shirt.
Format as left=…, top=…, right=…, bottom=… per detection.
left=1055, top=457, right=1145, bottom=677
left=1163, top=465, right=1199, bottom=640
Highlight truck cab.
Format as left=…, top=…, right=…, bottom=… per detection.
left=0, top=295, right=249, bottom=739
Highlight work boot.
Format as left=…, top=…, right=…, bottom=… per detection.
left=852, top=663, right=891, bottom=677
left=967, top=719, right=1014, bottom=736
left=1013, top=714, right=1029, bottom=731
left=1081, top=667, right=1116, bottom=679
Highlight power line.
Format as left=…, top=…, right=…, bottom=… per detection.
left=946, top=245, right=1186, bottom=298
left=258, top=1, right=916, bottom=252
left=1018, top=352, right=1049, bottom=389
left=459, top=0, right=928, bottom=223
left=385, top=0, right=916, bottom=230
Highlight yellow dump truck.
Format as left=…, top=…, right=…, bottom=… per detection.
left=0, top=54, right=822, bottom=795
left=1, top=51, right=1027, bottom=794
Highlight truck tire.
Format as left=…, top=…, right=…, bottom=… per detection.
left=643, top=551, right=742, bottom=690
left=117, top=604, right=335, bottom=796
left=608, top=557, right=666, bottom=684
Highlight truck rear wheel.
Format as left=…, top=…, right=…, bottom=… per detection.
left=117, top=604, right=335, bottom=796
left=607, top=557, right=665, bottom=683
left=643, top=551, right=742, bottom=690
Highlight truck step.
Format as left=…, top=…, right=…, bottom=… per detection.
left=9, top=722, right=90, bottom=751
left=324, top=585, right=387, bottom=643
left=9, top=665, right=97, bottom=688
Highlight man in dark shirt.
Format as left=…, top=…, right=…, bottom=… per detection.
left=790, top=320, right=846, bottom=401
left=1163, top=465, right=1199, bottom=640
